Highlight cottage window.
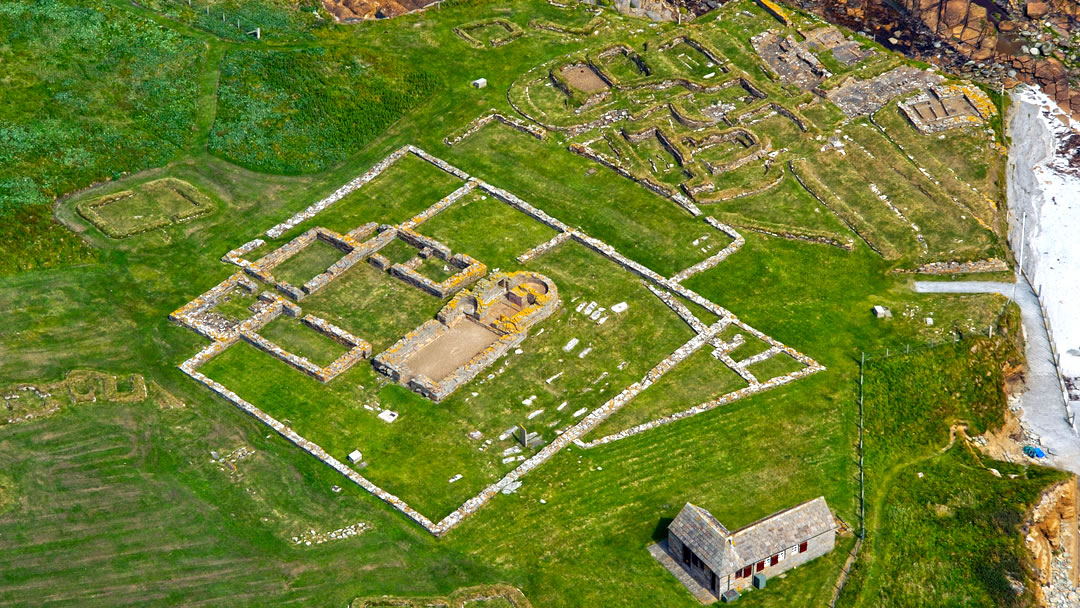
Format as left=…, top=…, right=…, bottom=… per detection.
left=770, top=555, right=779, bottom=566
left=682, top=545, right=692, bottom=565
left=799, top=541, right=808, bottom=553
left=691, top=553, right=705, bottom=570
left=756, top=561, right=765, bottom=572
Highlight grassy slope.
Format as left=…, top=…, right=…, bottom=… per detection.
left=837, top=309, right=1067, bottom=607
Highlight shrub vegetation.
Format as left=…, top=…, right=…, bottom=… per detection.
left=209, top=48, right=439, bottom=174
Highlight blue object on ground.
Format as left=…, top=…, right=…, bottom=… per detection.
left=1024, top=446, right=1046, bottom=458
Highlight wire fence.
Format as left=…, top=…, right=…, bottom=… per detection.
left=167, top=0, right=264, bottom=39
left=831, top=300, right=1015, bottom=606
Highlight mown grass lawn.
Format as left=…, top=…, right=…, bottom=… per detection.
left=0, top=0, right=1041, bottom=604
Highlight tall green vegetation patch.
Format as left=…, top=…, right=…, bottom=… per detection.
left=0, top=0, right=205, bottom=211
left=0, top=0, right=205, bottom=274
left=209, top=48, right=439, bottom=174
left=839, top=308, right=1067, bottom=608
left=137, top=0, right=324, bottom=42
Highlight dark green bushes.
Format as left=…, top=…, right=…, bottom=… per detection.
left=208, top=48, right=439, bottom=174
left=137, top=0, right=325, bottom=42
left=0, top=0, right=203, bottom=273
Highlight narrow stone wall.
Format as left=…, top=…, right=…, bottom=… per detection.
left=669, top=219, right=745, bottom=283
left=174, top=144, right=825, bottom=538
left=444, top=112, right=547, bottom=146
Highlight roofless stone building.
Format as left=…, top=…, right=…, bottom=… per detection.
left=373, top=271, right=559, bottom=401
left=655, top=497, right=835, bottom=602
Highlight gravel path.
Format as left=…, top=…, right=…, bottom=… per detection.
left=914, top=278, right=1080, bottom=472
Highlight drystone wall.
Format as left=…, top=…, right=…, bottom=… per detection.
left=267, top=146, right=411, bottom=238
left=569, top=143, right=703, bottom=216
left=669, top=219, right=745, bottom=283
left=174, top=144, right=824, bottom=537
left=517, top=231, right=573, bottom=263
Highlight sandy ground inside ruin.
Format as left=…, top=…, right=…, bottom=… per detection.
left=561, top=65, right=609, bottom=93
left=405, top=320, right=500, bottom=382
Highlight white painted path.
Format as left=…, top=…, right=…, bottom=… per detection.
left=914, top=278, right=1080, bottom=472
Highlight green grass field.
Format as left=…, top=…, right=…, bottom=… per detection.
left=0, top=0, right=1046, bottom=604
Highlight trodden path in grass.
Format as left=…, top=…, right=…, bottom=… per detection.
left=914, top=277, right=1080, bottom=471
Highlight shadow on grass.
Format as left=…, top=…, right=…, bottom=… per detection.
left=652, top=517, right=673, bottom=543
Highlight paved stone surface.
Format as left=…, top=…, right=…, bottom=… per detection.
left=647, top=541, right=717, bottom=604
left=914, top=278, right=1080, bottom=472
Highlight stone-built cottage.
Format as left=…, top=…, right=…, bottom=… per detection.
left=665, top=497, right=835, bottom=598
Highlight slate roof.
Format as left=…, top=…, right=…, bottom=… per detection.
left=668, top=497, right=834, bottom=576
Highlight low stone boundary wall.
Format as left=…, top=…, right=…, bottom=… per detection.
left=895, top=258, right=1009, bottom=275
left=266, top=146, right=472, bottom=239
left=476, top=182, right=571, bottom=232
left=444, top=112, right=546, bottom=146
left=453, top=18, right=524, bottom=49
left=568, top=143, right=702, bottom=216
left=401, top=181, right=479, bottom=228
left=179, top=350, right=440, bottom=533
left=669, top=219, right=744, bottom=283
left=267, top=146, right=411, bottom=238
left=517, top=231, right=572, bottom=263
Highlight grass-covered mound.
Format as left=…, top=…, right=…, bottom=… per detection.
left=209, top=48, right=439, bottom=174
left=76, top=178, right=214, bottom=239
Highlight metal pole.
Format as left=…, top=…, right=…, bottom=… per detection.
left=859, top=352, right=865, bottom=540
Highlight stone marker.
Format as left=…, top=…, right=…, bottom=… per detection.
left=347, top=450, right=363, bottom=464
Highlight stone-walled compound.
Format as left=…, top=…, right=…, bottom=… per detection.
left=373, top=271, right=559, bottom=401
left=172, top=145, right=823, bottom=537
left=897, top=84, right=997, bottom=134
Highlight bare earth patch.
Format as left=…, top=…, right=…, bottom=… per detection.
left=322, top=0, right=436, bottom=21
left=561, top=64, right=608, bottom=93
left=405, top=320, right=500, bottom=382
